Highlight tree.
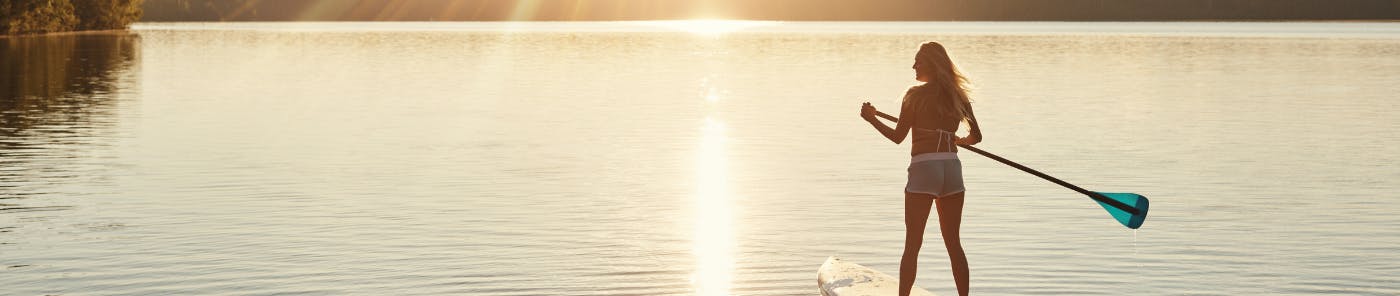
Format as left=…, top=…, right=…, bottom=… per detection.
left=71, top=0, right=144, bottom=30
left=1, top=0, right=79, bottom=35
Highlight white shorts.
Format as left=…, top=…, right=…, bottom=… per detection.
left=905, top=152, right=965, bottom=198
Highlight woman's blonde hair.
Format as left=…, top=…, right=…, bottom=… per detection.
left=905, top=41, right=972, bottom=123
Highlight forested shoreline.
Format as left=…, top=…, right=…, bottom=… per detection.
left=140, top=0, right=1398, bottom=22
left=4, top=0, right=1396, bottom=35
left=1, top=0, right=143, bottom=35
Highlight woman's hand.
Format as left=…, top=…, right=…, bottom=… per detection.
left=954, top=134, right=981, bottom=146
left=860, top=102, right=877, bottom=121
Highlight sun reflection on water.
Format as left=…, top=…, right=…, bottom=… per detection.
left=692, top=116, right=734, bottom=296
left=643, top=19, right=780, bottom=36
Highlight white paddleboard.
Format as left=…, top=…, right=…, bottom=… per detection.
left=818, top=256, right=937, bottom=296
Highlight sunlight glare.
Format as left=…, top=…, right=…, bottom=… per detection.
left=692, top=116, right=734, bottom=296
left=706, top=88, right=721, bottom=103
left=646, top=19, right=779, bottom=36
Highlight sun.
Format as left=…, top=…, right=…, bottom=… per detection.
left=643, top=19, right=779, bottom=36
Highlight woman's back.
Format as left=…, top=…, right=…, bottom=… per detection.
left=905, top=84, right=964, bottom=156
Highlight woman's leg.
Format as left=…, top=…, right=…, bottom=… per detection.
left=936, top=192, right=969, bottom=296
left=900, top=192, right=935, bottom=296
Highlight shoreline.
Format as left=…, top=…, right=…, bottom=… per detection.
left=1, top=29, right=135, bottom=39
left=125, top=21, right=1400, bottom=39
left=132, top=19, right=1400, bottom=23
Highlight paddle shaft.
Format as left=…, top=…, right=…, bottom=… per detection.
left=871, top=111, right=1140, bottom=215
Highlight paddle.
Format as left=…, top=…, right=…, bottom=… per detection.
left=872, top=110, right=1148, bottom=229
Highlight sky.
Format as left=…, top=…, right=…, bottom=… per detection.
left=140, top=0, right=1400, bottom=22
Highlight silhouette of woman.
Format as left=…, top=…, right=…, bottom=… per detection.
left=860, top=41, right=981, bottom=296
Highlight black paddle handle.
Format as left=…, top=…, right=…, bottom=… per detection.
left=870, top=111, right=1139, bottom=215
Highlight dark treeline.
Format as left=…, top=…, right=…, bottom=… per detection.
left=140, top=0, right=1400, bottom=22
left=1, top=0, right=143, bottom=35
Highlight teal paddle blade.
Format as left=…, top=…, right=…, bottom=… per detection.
left=1092, top=192, right=1149, bottom=229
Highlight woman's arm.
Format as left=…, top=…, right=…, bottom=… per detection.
left=955, top=100, right=982, bottom=145
left=864, top=99, right=915, bottom=144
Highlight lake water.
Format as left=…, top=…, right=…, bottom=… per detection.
left=3, top=21, right=1400, bottom=295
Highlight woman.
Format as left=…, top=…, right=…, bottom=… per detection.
left=860, top=41, right=981, bottom=296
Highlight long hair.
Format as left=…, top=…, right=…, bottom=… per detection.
left=905, top=42, right=972, bottom=123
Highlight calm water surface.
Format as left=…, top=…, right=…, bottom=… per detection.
left=3, top=22, right=1400, bottom=295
